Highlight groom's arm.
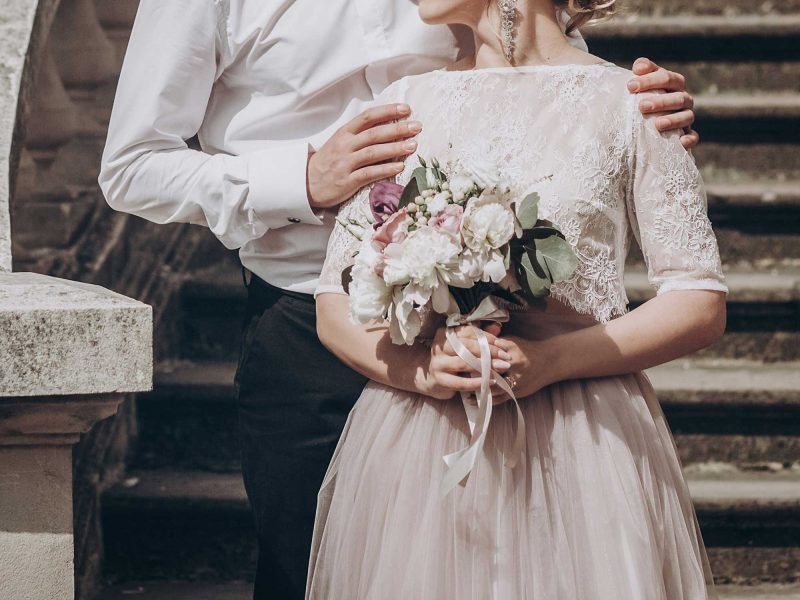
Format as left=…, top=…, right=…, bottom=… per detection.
left=627, top=58, right=699, bottom=150
left=99, top=0, right=418, bottom=249
left=98, top=0, right=322, bottom=250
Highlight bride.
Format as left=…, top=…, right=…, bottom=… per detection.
left=308, top=0, right=728, bottom=598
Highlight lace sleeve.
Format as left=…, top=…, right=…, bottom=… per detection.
left=626, top=101, right=728, bottom=296
left=315, top=185, right=373, bottom=296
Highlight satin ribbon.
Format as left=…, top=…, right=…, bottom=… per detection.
left=440, top=299, right=527, bottom=496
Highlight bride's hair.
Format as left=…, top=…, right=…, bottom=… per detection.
left=554, top=0, right=618, bottom=33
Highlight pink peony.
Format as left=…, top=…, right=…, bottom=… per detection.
left=429, top=203, right=464, bottom=238
left=370, top=181, right=404, bottom=227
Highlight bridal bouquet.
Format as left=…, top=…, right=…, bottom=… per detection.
left=340, top=157, right=578, bottom=344
left=337, top=157, right=578, bottom=494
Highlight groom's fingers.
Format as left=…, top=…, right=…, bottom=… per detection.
left=345, top=103, right=413, bottom=135
left=350, top=163, right=408, bottom=187
left=352, top=140, right=418, bottom=169
left=639, top=91, right=693, bottom=115
left=654, top=109, right=696, bottom=134
left=354, top=121, right=422, bottom=150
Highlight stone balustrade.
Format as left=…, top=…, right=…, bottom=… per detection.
left=0, top=2, right=153, bottom=600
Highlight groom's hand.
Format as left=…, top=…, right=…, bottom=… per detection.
left=627, top=58, right=699, bottom=150
left=307, top=104, right=421, bottom=209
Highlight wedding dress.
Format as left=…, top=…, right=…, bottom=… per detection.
left=308, top=63, right=727, bottom=600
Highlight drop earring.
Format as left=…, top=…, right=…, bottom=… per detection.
left=498, top=0, right=518, bottom=63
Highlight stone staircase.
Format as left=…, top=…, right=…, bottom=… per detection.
left=99, top=4, right=800, bottom=600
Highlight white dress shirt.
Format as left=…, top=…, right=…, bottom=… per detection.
left=99, top=0, right=586, bottom=294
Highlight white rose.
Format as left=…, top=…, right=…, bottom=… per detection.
left=426, top=191, right=450, bottom=216
left=425, top=167, right=439, bottom=189
left=461, top=200, right=516, bottom=251
left=448, top=173, right=475, bottom=199
left=464, top=155, right=502, bottom=189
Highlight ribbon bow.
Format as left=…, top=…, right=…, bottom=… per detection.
left=440, top=296, right=527, bottom=496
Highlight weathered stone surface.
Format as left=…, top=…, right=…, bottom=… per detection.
left=0, top=272, right=153, bottom=396
left=0, top=445, right=74, bottom=600
left=0, top=0, right=39, bottom=272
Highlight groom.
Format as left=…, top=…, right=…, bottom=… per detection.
left=100, top=1, right=700, bottom=598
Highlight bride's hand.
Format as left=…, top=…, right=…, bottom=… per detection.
left=420, top=326, right=512, bottom=400
left=490, top=335, right=558, bottom=405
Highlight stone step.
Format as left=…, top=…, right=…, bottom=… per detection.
left=690, top=94, right=800, bottom=150
left=135, top=357, right=800, bottom=472
left=624, top=1, right=800, bottom=16
left=100, top=581, right=800, bottom=600
left=101, top=469, right=800, bottom=585
left=592, top=15, right=800, bottom=40
left=588, top=16, right=800, bottom=95
left=696, top=144, right=800, bottom=182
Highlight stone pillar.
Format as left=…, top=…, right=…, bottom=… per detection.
left=0, top=273, right=152, bottom=600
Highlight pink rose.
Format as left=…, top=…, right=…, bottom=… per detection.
left=373, top=208, right=410, bottom=249
left=372, top=209, right=411, bottom=277
left=429, top=204, right=463, bottom=238
left=370, top=181, right=404, bottom=227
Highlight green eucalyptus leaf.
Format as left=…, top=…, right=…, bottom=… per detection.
left=413, top=166, right=429, bottom=192
left=529, top=226, right=562, bottom=239
left=516, top=193, right=540, bottom=230
left=521, top=251, right=549, bottom=298
left=534, top=235, right=579, bottom=283
left=398, top=177, right=420, bottom=209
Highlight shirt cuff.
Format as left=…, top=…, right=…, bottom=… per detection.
left=246, top=141, right=324, bottom=229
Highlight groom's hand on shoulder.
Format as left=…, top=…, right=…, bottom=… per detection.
left=307, top=104, right=422, bottom=209
left=626, top=58, right=699, bottom=150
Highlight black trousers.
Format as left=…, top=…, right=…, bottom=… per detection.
left=234, top=272, right=368, bottom=600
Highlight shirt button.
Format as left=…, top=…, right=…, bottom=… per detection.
left=287, top=217, right=301, bottom=224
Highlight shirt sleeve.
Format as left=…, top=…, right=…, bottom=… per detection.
left=626, top=96, right=729, bottom=296
left=98, top=0, right=322, bottom=251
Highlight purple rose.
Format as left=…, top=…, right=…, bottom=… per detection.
left=370, top=181, right=404, bottom=227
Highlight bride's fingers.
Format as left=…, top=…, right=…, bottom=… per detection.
left=447, top=338, right=511, bottom=362
left=435, top=373, right=487, bottom=394
left=438, top=356, right=510, bottom=374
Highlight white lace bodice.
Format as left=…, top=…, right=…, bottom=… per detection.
left=318, top=63, right=728, bottom=323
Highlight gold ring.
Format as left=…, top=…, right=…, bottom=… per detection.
left=507, top=374, right=518, bottom=390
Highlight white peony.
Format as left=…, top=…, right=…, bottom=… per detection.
left=382, top=228, right=461, bottom=290
left=348, top=242, right=392, bottom=324
left=482, top=248, right=508, bottom=283
left=461, top=199, right=516, bottom=252
left=389, top=287, right=423, bottom=345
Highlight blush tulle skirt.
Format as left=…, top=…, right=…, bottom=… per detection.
left=306, top=307, right=718, bottom=600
